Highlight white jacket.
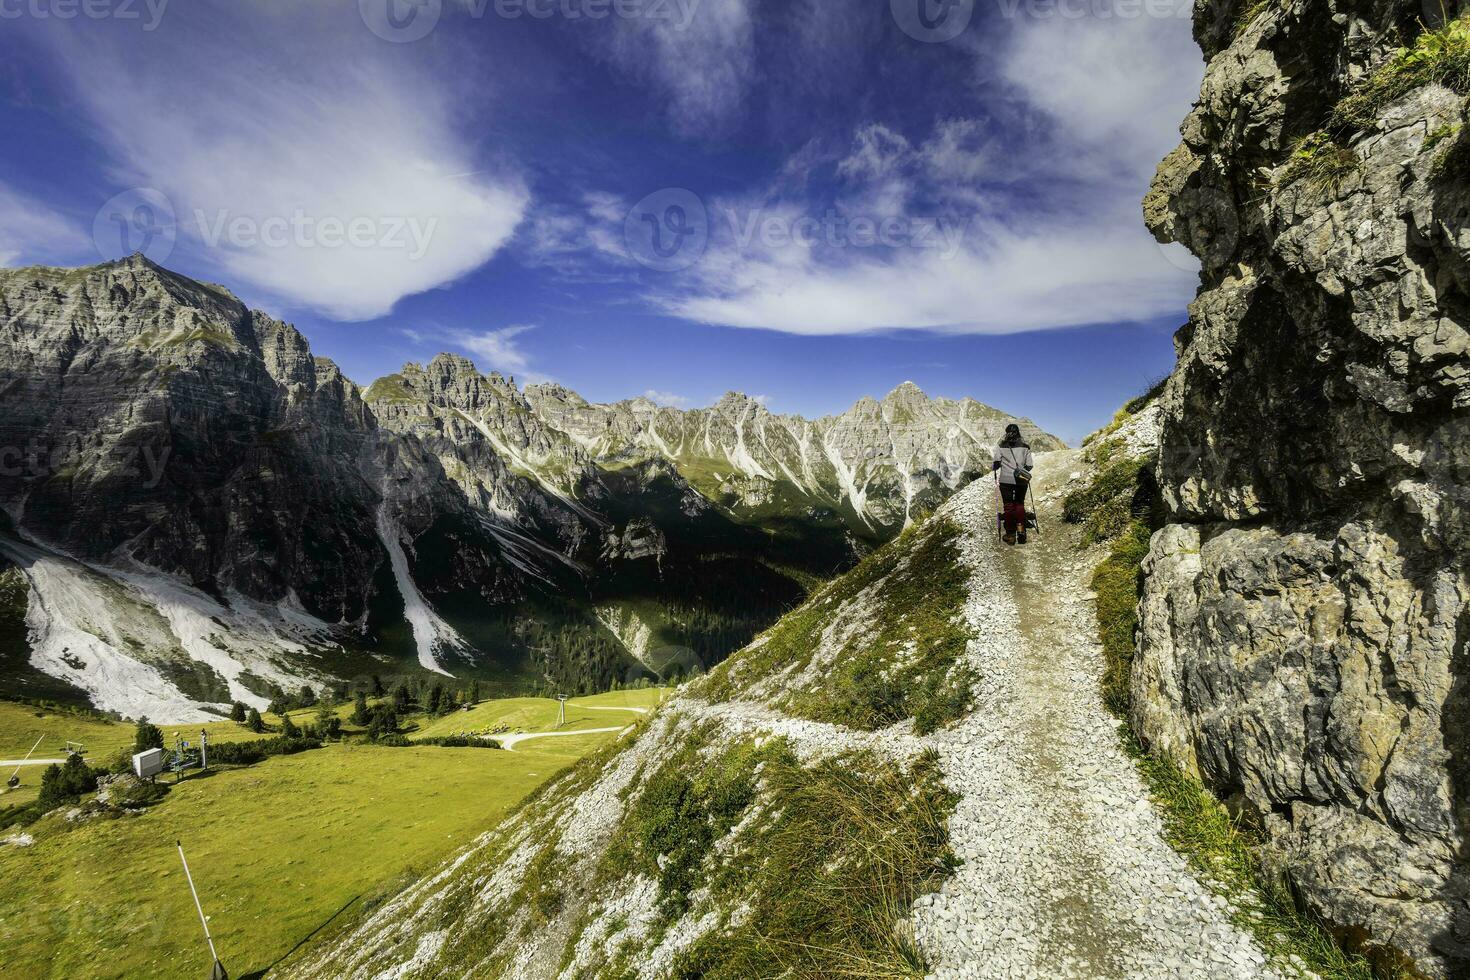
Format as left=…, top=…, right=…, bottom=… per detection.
left=993, top=443, right=1034, bottom=485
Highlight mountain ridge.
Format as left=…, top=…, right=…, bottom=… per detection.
left=0, top=255, right=1063, bottom=721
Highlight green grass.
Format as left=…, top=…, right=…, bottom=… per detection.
left=669, top=746, right=957, bottom=980
left=1126, top=733, right=1391, bottom=980
left=362, top=373, right=420, bottom=404
left=1430, top=120, right=1469, bottom=180
left=0, top=740, right=590, bottom=979
left=0, top=701, right=351, bottom=809
left=0, top=689, right=660, bottom=979
left=408, top=689, right=664, bottom=742
left=566, top=728, right=959, bottom=980
left=1276, top=132, right=1360, bottom=197
left=698, top=518, right=975, bottom=735
left=1062, top=439, right=1159, bottom=547
left=1233, top=0, right=1273, bottom=39
left=1332, top=13, right=1470, bottom=132
left=1091, top=520, right=1155, bottom=716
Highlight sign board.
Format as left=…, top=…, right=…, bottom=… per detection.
left=133, top=748, right=165, bottom=779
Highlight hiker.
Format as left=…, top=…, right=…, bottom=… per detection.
left=993, top=423, right=1034, bottom=545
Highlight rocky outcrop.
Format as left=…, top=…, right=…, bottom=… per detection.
left=1135, top=1, right=1470, bottom=975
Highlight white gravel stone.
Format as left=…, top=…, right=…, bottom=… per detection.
left=907, top=475, right=1280, bottom=980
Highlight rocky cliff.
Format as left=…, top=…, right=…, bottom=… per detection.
left=0, top=256, right=1060, bottom=721
left=1136, top=1, right=1470, bottom=974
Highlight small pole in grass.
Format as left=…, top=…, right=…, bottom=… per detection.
left=177, top=840, right=229, bottom=979
left=7, top=733, right=45, bottom=790
left=556, top=694, right=569, bottom=728
left=200, top=730, right=208, bottom=772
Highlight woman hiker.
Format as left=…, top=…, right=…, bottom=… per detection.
left=993, top=423, right=1035, bottom=545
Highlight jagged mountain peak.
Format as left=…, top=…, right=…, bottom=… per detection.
left=884, top=379, right=926, bottom=399
left=711, top=390, right=769, bottom=415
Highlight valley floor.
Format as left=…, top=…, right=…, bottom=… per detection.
left=0, top=690, right=663, bottom=979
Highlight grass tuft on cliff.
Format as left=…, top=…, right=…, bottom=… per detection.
left=1332, top=12, right=1470, bottom=131
left=1277, top=132, right=1360, bottom=197
left=1233, top=0, right=1275, bottom=39
left=1129, top=735, right=1388, bottom=980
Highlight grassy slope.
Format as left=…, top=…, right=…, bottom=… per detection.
left=282, top=503, right=976, bottom=979
left=697, top=516, right=974, bottom=735
left=0, top=691, right=665, bottom=980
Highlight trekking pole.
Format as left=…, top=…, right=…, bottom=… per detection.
left=177, top=841, right=229, bottom=979
left=994, top=474, right=1003, bottom=541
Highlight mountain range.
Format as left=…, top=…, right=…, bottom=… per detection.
left=0, top=255, right=1062, bottom=721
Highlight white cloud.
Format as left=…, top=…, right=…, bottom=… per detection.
left=667, top=205, right=1193, bottom=334
left=996, top=0, right=1202, bottom=181
left=41, top=2, right=528, bottom=321
left=642, top=389, right=692, bottom=408
left=631, top=1, right=1204, bottom=336
left=453, top=325, right=542, bottom=381
left=0, top=183, right=87, bottom=267
left=836, top=125, right=913, bottom=182
left=601, top=0, right=755, bottom=133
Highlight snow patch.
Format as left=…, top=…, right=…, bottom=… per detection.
left=375, top=504, right=463, bottom=677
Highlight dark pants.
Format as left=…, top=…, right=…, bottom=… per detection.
left=1000, top=481, right=1028, bottom=534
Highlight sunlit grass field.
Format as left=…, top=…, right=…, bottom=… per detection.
left=0, top=688, right=665, bottom=979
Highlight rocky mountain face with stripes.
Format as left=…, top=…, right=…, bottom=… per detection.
left=1135, top=0, right=1470, bottom=975
left=0, top=255, right=1060, bottom=722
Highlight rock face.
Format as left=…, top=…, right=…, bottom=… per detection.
left=0, top=256, right=1062, bottom=720
left=1135, top=1, right=1470, bottom=975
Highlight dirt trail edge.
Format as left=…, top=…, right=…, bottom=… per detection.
left=909, top=456, right=1280, bottom=980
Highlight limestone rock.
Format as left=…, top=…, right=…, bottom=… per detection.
left=1135, top=1, right=1470, bottom=974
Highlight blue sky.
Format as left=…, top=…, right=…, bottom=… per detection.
left=0, top=0, right=1203, bottom=444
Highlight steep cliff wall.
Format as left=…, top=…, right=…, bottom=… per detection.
left=1137, top=1, right=1470, bottom=975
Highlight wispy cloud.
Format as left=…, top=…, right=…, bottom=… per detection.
left=618, top=2, right=1202, bottom=336
left=0, top=182, right=87, bottom=267
left=452, top=325, right=545, bottom=382
left=37, top=1, right=528, bottom=321
left=641, top=389, right=691, bottom=408
left=599, top=0, right=755, bottom=134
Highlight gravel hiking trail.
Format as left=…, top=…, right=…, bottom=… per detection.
left=909, top=458, right=1281, bottom=980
